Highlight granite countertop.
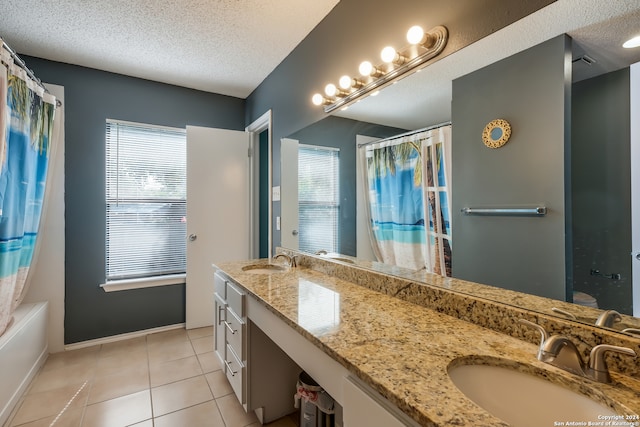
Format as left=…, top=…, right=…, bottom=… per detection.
left=213, top=259, right=640, bottom=426
left=316, top=253, right=640, bottom=332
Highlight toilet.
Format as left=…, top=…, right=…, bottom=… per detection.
left=573, top=291, right=598, bottom=308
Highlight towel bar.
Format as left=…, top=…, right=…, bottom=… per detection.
left=461, top=206, right=547, bottom=216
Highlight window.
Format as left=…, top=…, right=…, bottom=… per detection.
left=298, top=145, right=340, bottom=253
left=105, top=120, right=186, bottom=284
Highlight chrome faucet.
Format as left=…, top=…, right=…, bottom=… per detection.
left=273, top=253, right=297, bottom=267
left=622, top=328, right=640, bottom=337
left=539, top=335, right=587, bottom=377
left=315, top=249, right=328, bottom=255
left=519, top=319, right=637, bottom=383
left=551, top=307, right=577, bottom=320
left=518, top=319, right=548, bottom=360
left=595, top=310, right=622, bottom=328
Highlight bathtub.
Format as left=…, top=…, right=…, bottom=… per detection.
left=0, top=302, right=48, bottom=426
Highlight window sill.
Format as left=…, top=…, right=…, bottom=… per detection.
left=100, top=274, right=186, bottom=292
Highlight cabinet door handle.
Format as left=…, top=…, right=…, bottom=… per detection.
left=224, top=320, right=237, bottom=335
left=217, top=305, right=225, bottom=325
left=224, top=359, right=237, bottom=376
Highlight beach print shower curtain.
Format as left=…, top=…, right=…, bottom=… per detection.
left=363, top=125, right=452, bottom=275
left=0, top=57, right=57, bottom=336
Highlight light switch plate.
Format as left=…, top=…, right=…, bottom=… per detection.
left=272, top=186, right=281, bottom=201
left=276, top=216, right=281, bottom=231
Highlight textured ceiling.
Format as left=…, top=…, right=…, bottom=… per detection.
left=0, top=0, right=339, bottom=98
left=335, top=0, right=640, bottom=130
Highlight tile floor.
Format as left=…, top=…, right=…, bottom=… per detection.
left=4, top=327, right=299, bottom=427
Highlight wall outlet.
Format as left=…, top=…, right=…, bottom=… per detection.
left=276, top=216, right=281, bottom=231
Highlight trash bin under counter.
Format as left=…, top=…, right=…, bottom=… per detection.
left=294, top=371, right=335, bottom=427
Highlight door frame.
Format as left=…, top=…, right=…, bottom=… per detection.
left=246, top=110, right=273, bottom=259
left=631, top=63, right=639, bottom=316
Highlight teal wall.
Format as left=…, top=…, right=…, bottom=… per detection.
left=451, top=35, right=571, bottom=300
left=25, top=57, right=245, bottom=344
left=572, top=68, right=631, bottom=314
left=259, top=130, right=269, bottom=258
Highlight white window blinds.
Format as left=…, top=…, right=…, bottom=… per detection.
left=105, top=120, right=186, bottom=281
left=298, top=145, right=340, bottom=253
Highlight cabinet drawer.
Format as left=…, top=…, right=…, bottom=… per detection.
left=225, top=344, right=245, bottom=404
left=214, top=271, right=226, bottom=300
left=226, top=281, right=245, bottom=317
left=225, top=307, right=244, bottom=356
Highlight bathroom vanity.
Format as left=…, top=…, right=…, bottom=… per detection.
left=213, top=252, right=640, bottom=426
left=214, top=270, right=301, bottom=424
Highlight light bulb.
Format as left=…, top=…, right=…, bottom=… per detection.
left=324, top=83, right=338, bottom=97
left=381, top=46, right=397, bottom=63
left=311, top=93, right=325, bottom=106
left=339, top=75, right=352, bottom=90
left=623, top=35, right=640, bottom=48
left=339, top=75, right=364, bottom=89
left=381, top=46, right=407, bottom=65
left=359, top=61, right=374, bottom=76
left=407, top=25, right=425, bottom=44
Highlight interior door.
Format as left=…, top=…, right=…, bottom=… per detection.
left=631, top=62, right=639, bottom=316
left=281, top=138, right=299, bottom=250
left=186, top=126, right=250, bottom=329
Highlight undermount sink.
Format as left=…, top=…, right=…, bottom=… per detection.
left=241, top=263, right=287, bottom=274
left=448, top=363, right=618, bottom=427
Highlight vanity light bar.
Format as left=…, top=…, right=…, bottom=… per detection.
left=312, top=25, right=449, bottom=113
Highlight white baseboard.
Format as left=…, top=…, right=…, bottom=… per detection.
left=64, top=323, right=186, bottom=351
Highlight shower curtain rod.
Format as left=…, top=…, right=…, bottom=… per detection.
left=357, top=121, right=451, bottom=148
left=1, top=38, right=61, bottom=106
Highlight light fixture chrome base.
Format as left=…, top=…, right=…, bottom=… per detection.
left=323, top=25, right=448, bottom=113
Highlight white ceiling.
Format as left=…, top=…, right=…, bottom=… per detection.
left=335, top=0, right=640, bottom=130
left=0, top=0, right=339, bottom=98
left=2, top=0, right=639, bottom=124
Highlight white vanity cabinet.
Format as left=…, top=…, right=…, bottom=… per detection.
left=213, top=271, right=246, bottom=404
left=213, top=269, right=300, bottom=424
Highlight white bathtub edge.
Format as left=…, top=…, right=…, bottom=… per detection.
left=0, top=302, right=49, bottom=426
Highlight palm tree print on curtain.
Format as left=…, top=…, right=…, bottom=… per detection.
left=0, top=65, right=57, bottom=337
left=364, top=125, right=452, bottom=275
left=366, top=138, right=427, bottom=270
left=422, top=126, right=452, bottom=277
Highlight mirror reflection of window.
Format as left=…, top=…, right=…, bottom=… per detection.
left=298, top=145, right=340, bottom=253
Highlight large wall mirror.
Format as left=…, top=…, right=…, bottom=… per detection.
left=282, top=3, right=640, bottom=337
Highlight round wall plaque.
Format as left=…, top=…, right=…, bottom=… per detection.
left=482, top=119, right=511, bottom=149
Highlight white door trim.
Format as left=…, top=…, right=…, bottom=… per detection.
left=631, top=63, right=639, bottom=316
left=246, top=110, right=273, bottom=258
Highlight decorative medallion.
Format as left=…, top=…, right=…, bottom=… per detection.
left=482, top=119, right=512, bottom=149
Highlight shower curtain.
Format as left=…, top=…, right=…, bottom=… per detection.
left=0, top=48, right=57, bottom=336
left=361, top=125, right=452, bottom=275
